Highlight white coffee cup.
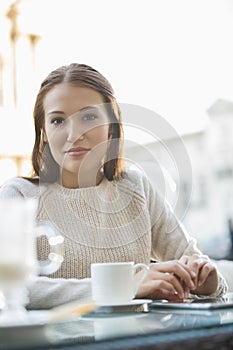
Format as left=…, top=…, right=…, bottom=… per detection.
left=91, top=262, right=149, bottom=304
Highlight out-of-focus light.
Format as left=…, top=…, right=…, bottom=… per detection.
left=0, top=106, right=34, bottom=156
left=0, top=158, right=17, bottom=185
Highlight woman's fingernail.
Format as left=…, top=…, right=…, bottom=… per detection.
left=190, top=281, right=195, bottom=289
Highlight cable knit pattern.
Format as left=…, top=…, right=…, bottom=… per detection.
left=0, top=170, right=228, bottom=308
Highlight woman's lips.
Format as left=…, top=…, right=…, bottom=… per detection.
left=66, top=147, right=90, bottom=157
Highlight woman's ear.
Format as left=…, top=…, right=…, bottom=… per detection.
left=41, top=130, right=48, bottom=143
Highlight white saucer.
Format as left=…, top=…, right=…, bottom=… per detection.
left=96, top=299, right=152, bottom=307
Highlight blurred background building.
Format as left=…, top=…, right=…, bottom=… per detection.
left=126, top=99, right=233, bottom=259
left=0, top=0, right=233, bottom=259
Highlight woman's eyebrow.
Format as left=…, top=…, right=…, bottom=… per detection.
left=47, top=111, right=65, bottom=115
left=79, top=105, right=103, bottom=112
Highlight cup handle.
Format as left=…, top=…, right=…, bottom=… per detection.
left=35, top=221, right=64, bottom=275
left=133, top=263, right=149, bottom=296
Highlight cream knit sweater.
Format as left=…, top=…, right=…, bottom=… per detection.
left=0, top=170, right=227, bottom=309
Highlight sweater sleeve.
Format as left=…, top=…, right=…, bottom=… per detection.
left=0, top=177, right=39, bottom=199
left=27, top=276, right=92, bottom=310
left=141, top=175, right=200, bottom=261
left=143, top=175, right=228, bottom=297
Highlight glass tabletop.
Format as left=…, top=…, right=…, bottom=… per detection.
left=1, top=297, right=233, bottom=350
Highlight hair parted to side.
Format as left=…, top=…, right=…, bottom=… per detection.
left=31, top=63, right=125, bottom=183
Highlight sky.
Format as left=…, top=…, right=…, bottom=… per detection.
left=1, top=0, right=233, bottom=146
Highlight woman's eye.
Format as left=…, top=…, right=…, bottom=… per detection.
left=82, top=113, right=97, bottom=121
left=50, top=117, right=64, bottom=125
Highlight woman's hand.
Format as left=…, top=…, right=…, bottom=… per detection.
left=179, top=254, right=218, bottom=295
left=135, top=260, right=196, bottom=301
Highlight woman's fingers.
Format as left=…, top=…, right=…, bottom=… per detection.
left=138, top=279, right=187, bottom=301
left=179, top=254, right=217, bottom=291
left=137, top=255, right=219, bottom=300
left=136, top=256, right=217, bottom=301
left=197, top=261, right=216, bottom=286
left=149, top=261, right=195, bottom=291
left=179, top=255, right=202, bottom=289
left=136, top=276, right=182, bottom=300
left=136, top=267, right=189, bottom=300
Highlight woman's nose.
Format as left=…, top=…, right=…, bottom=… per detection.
left=66, top=117, right=85, bottom=143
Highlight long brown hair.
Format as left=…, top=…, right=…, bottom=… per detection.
left=31, top=63, right=125, bottom=183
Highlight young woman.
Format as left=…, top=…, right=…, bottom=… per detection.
left=0, top=63, right=227, bottom=309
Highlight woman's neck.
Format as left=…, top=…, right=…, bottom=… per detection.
left=60, top=169, right=104, bottom=189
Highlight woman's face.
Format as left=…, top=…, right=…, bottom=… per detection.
left=43, top=83, right=110, bottom=188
